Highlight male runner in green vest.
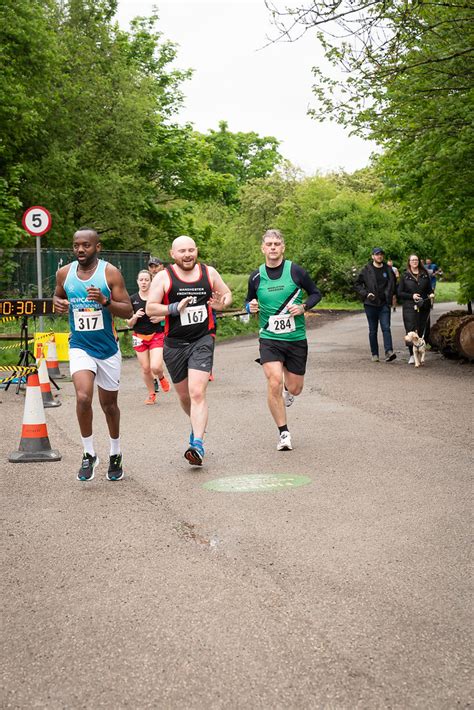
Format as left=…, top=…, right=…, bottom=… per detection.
left=245, top=229, right=322, bottom=451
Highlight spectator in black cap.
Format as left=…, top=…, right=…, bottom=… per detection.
left=148, top=257, right=164, bottom=278
left=354, top=247, right=397, bottom=362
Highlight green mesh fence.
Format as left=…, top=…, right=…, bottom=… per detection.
left=5, top=249, right=152, bottom=297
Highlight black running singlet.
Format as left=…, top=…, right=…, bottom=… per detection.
left=164, top=264, right=216, bottom=342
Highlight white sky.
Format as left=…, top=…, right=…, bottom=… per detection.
left=116, top=0, right=376, bottom=175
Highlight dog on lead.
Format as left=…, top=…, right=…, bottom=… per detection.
left=404, top=331, right=426, bottom=367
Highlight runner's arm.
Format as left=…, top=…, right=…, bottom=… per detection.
left=90, top=265, right=132, bottom=318
left=207, top=268, right=232, bottom=310
left=245, top=270, right=260, bottom=313
left=53, top=266, right=70, bottom=314
left=290, top=264, right=322, bottom=311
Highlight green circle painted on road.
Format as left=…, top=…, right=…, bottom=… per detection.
left=202, top=473, right=311, bottom=493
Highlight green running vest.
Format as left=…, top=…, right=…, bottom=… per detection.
left=257, top=260, right=306, bottom=341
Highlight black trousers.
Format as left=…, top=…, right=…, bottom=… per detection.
left=402, top=304, right=430, bottom=353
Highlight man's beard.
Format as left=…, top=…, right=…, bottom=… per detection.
left=177, top=257, right=196, bottom=270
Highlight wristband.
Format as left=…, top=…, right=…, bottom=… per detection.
left=168, top=302, right=179, bottom=316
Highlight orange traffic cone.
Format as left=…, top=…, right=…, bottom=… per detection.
left=36, top=343, right=61, bottom=408
left=9, top=371, right=61, bottom=462
left=46, top=334, right=64, bottom=379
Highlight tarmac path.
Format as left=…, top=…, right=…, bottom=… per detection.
left=1, top=303, right=472, bottom=709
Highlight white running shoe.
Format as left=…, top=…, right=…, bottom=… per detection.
left=408, top=355, right=415, bottom=365
left=283, top=390, right=295, bottom=407
left=277, top=431, right=293, bottom=451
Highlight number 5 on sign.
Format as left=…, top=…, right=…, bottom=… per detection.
left=22, top=206, right=52, bottom=237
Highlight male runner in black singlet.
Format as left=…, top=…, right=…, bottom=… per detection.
left=146, top=236, right=232, bottom=465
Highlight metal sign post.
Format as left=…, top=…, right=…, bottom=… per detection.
left=22, top=206, right=52, bottom=331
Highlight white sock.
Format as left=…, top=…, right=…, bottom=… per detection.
left=110, top=437, right=121, bottom=456
left=81, top=435, right=95, bottom=456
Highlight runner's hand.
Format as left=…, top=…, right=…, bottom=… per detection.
left=288, top=304, right=305, bottom=316
left=53, top=296, right=69, bottom=314
left=248, top=299, right=259, bottom=314
left=367, top=292, right=375, bottom=300
left=413, top=293, right=422, bottom=301
left=177, top=297, right=192, bottom=313
left=86, top=285, right=106, bottom=304
left=149, top=316, right=161, bottom=323
left=135, top=308, right=145, bottom=319
left=208, top=291, right=229, bottom=311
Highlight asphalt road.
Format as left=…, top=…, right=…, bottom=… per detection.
left=1, top=303, right=472, bottom=709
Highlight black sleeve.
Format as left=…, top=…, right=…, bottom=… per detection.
left=354, top=269, right=368, bottom=300
left=398, top=274, right=413, bottom=302
left=290, top=263, right=322, bottom=310
left=245, top=269, right=260, bottom=305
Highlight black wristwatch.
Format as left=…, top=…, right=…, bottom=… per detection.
left=103, top=298, right=111, bottom=308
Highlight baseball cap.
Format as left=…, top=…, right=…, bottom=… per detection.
left=148, top=256, right=163, bottom=266
left=372, top=247, right=385, bottom=255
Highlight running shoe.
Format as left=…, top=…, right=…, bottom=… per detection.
left=385, top=351, right=397, bottom=362
left=145, top=392, right=156, bottom=405
left=408, top=355, right=415, bottom=365
left=153, top=379, right=159, bottom=393
left=184, top=441, right=204, bottom=466
left=371, top=355, right=380, bottom=362
left=107, top=454, right=124, bottom=481
left=159, top=376, right=170, bottom=392
left=283, top=389, right=295, bottom=407
left=277, top=432, right=293, bottom=451
left=77, top=453, right=99, bottom=481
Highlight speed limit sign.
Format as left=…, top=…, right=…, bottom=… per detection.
left=22, top=206, right=52, bottom=237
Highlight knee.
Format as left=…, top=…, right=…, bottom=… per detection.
left=142, top=365, right=152, bottom=377
left=188, top=384, right=205, bottom=403
left=288, top=382, right=303, bottom=396
left=101, top=400, right=119, bottom=418
left=268, top=375, right=283, bottom=396
left=76, top=391, right=92, bottom=410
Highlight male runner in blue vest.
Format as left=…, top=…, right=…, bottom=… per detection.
left=246, top=229, right=321, bottom=451
left=146, top=235, right=232, bottom=466
left=53, top=228, right=133, bottom=481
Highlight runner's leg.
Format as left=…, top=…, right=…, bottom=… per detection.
left=283, top=368, right=304, bottom=397
left=72, top=370, right=95, bottom=437
left=263, top=361, right=286, bottom=427
left=98, top=386, right=120, bottom=439
left=173, top=378, right=191, bottom=416
left=149, top=346, right=164, bottom=381
left=187, top=368, right=210, bottom=440
left=136, top=349, right=154, bottom=394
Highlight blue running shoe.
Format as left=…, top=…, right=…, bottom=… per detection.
left=77, top=453, right=99, bottom=481
left=106, top=453, right=124, bottom=481
left=184, top=439, right=204, bottom=466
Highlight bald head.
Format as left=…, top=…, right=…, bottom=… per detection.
left=170, top=235, right=198, bottom=272
left=171, top=235, right=196, bottom=252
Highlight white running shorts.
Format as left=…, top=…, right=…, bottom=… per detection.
left=69, top=348, right=122, bottom=391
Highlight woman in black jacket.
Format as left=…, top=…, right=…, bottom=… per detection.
left=398, top=254, right=434, bottom=364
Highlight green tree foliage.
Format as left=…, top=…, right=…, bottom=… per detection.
left=202, top=121, right=283, bottom=204
left=266, top=0, right=474, bottom=300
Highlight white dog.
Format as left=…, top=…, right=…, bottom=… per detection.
left=404, top=331, right=426, bottom=367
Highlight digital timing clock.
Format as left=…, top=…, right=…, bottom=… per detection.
left=0, top=299, right=56, bottom=317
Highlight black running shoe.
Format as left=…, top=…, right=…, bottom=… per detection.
left=77, top=453, right=99, bottom=481
left=107, top=453, right=124, bottom=481
left=153, top=378, right=159, bottom=393
left=184, top=443, right=204, bottom=466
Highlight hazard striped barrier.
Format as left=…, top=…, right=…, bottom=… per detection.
left=0, top=330, right=55, bottom=351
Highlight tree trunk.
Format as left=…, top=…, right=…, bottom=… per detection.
left=430, top=311, right=474, bottom=359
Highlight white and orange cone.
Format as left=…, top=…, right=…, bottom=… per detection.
left=9, top=371, right=61, bottom=462
left=36, top=343, right=61, bottom=408
left=45, top=335, right=64, bottom=379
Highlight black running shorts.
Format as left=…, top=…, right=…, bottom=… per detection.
left=258, top=338, right=308, bottom=376
left=164, top=334, right=215, bottom=384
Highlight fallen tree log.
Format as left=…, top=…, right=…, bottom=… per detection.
left=430, top=311, right=474, bottom=359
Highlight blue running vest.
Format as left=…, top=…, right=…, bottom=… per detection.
left=64, top=260, right=119, bottom=359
